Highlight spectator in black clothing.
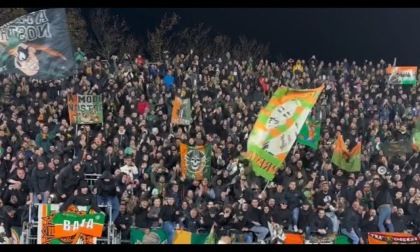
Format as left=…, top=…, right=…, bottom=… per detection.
left=59, top=180, right=101, bottom=213
left=359, top=208, right=378, bottom=244
left=298, top=202, right=315, bottom=239
left=313, top=181, right=338, bottom=233
left=308, top=209, right=333, bottom=243
left=2, top=184, right=26, bottom=210
left=373, top=176, right=395, bottom=232
left=183, top=208, right=202, bottom=233
left=56, top=161, right=85, bottom=203
left=218, top=206, right=234, bottom=237
left=202, top=206, right=219, bottom=232
left=2, top=207, right=17, bottom=244
left=245, top=198, right=269, bottom=244
left=132, top=198, right=150, bottom=228
left=30, top=160, right=53, bottom=204
left=284, top=181, right=307, bottom=231
left=391, top=208, right=411, bottom=233
left=6, top=168, right=30, bottom=205
left=94, top=170, right=119, bottom=223
left=271, top=199, right=292, bottom=230
left=158, top=196, right=179, bottom=244
left=231, top=210, right=253, bottom=243
left=114, top=204, right=133, bottom=240
left=341, top=201, right=362, bottom=244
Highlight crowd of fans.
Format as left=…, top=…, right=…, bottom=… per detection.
left=0, top=47, right=420, bottom=245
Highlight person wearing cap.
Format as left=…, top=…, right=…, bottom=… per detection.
left=231, top=210, right=253, bottom=243
left=158, top=195, right=179, bottom=244
left=245, top=198, right=269, bottom=244
left=59, top=180, right=101, bottom=213
left=373, top=175, right=395, bottom=232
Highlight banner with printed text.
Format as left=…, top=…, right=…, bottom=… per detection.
left=67, top=95, right=103, bottom=125
left=0, top=8, right=75, bottom=79
left=37, top=204, right=105, bottom=244
left=386, top=66, right=418, bottom=85
left=367, top=232, right=419, bottom=244
left=244, top=85, right=324, bottom=181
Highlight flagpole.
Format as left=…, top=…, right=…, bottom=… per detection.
left=259, top=180, right=270, bottom=199
left=402, top=153, right=417, bottom=172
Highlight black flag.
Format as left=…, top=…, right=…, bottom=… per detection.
left=0, top=8, right=75, bottom=79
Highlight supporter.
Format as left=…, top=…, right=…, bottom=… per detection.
left=1, top=52, right=420, bottom=245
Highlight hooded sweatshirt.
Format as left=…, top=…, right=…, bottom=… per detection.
left=95, top=171, right=117, bottom=197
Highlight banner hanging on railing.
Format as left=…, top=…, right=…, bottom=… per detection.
left=37, top=204, right=105, bottom=244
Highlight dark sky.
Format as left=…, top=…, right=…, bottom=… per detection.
left=111, top=8, right=420, bottom=65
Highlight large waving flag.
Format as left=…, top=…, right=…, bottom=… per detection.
left=0, top=8, right=75, bottom=79
left=297, top=115, right=321, bottom=149
left=331, top=132, right=361, bottom=173
left=244, top=85, right=324, bottom=181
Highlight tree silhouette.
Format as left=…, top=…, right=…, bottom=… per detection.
left=0, top=8, right=28, bottom=26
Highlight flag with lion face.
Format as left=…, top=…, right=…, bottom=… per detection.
left=180, top=144, right=211, bottom=181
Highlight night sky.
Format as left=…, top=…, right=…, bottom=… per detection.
left=109, top=8, right=420, bottom=66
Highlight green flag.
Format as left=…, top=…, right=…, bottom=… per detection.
left=180, top=144, right=212, bottom=181
left=297, top=116, right=321, bottom=149
left=130, top=228, right=168, bottom=244
left=331, top=133, right=362, bottom=173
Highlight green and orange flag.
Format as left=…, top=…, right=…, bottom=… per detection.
left=53, top=212, right=105, bottom=238
left=297, top=116, right=321, bottom=149
left=244, top=85, right=324, bottom=181
left=331, top=132, right=361, bottom=173
left=171, top=96, right=192, bottom=125
left=180, top=144, right=212, bottom=181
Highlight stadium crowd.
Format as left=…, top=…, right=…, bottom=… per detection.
left=0, top=48, right=420, bottom=245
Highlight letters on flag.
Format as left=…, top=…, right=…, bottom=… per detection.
left=386, top=66, right=417, bottom=85
left=0, top=8, right=75, bottom=79
left=367, top=232, right=419, bottom=244
left=38, top=204, right=105, bottom=244
left=171, top=96, right=192, bottom=125
left=67, top=95, right=103, bottom=125
left=244, top=85, right=324, bottom=181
